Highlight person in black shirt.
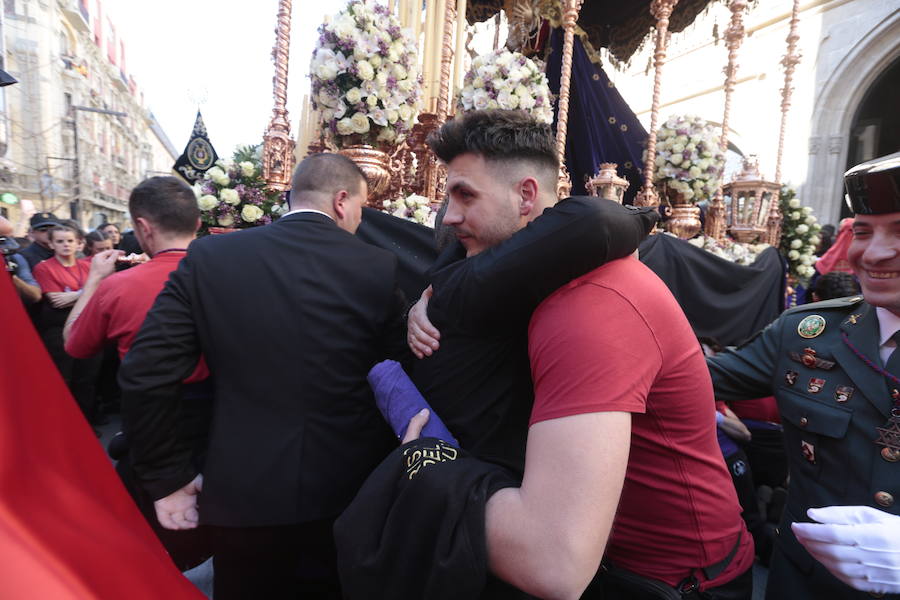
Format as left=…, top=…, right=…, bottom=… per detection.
left=19, top=212, right=59, bottom=268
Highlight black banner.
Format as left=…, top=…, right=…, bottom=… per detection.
left=173, top=110, right=218, bottom=184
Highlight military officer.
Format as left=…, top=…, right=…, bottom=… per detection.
left=708, top=151, right=900, bottom=599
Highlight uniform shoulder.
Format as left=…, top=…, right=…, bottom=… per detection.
left=782, top=295, right=865, bottom=316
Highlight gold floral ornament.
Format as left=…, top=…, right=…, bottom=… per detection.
left=403, top=440, right=459, bottom=480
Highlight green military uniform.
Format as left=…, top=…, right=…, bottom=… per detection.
left=709, top=295, right=900, bottom=600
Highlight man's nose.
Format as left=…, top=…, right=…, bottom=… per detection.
left=863, top=233, right=899, bottom=263
left=442, top=201, right=463, bottom=226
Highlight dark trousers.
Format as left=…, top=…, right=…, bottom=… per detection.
left=209, top=519, right=342, bottom=600
left=41, top=322, right=103, bottom=424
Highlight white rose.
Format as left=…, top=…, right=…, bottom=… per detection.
left=357, top=60, right=375, bottom=81
left=217, top=213, right=235, bottom=227
left=239, top=161, right=255, bottom=178
left=495, top=52, right=513, bottom=67
left=788, top=198, right=801, bottom=208
left=518, top=92, right=536, bottom=111
left=413, top=207, right=430, bottom=224
left=220, top=188, right=240, bottom=205
left=345, top=87, right=363, bottom=105
left=397, top=79, right=413, bottom=93
left=392, top=64, right=407, bottom=80
left=688, top=166, right=701, bottom=178
left=796, top=224, right=809, bottom=234
left=497, top=90, right=519, bottom=109
left=369, top=55, right=382, bottom=68
left=800, top=254, right=813, bottom=266
left=790, top=239, right=802, bottom=249
left=366, top=94, right=379, bottom=108
left=376, top=127, right=396, bottom=142
left=398, top=104, right=413, bottom=121
left=670, top=155, right=683, bottom=166
left=802, top=206, right=813, bottom=215
left=788, top=250, right=800, bottom=260
left=336, top=117, right=354, bottom=136
left=315, top=61, right=339, bottom=81
left=790, top=211, right=800, bottom=220
left=241, top=204, right=264, bottom=223
left=385, top=108, right=399, bottom=124
left=810, top=235, right=821, bottom=245
left=197, top=195, right=218, bottom=211
left=191, top=183, right=203, bottom=199
left=350, top=112, right=370, bottom=134
left=207, top=166, right=230, bottom=187
left=672, top=143, right=685, bottom=154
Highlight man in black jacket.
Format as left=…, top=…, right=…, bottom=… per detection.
left=119, top=153, right=408, bottom=599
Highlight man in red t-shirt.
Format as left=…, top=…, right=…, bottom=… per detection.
left=407, top=110, right=752, bottom=599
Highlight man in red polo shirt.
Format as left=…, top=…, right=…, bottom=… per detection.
left=64, top=176, right=205, bottom=383
left=63, top=176, right=211, bottom=572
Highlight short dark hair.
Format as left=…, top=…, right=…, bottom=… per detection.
left=426, top=109, right=559, bottom=183
left=814, top=271, right=861, bottom=301
left=100, top=222, right=120, bottom=233
left=129, top=176, right=200, bottom=235
left=290, top=153, right=366, bottom=203
left=84, top=230, right=109, bottom=255
left=59, top=219, right=85, bottom=239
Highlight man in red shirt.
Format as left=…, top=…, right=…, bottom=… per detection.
left=64, top=177, right=204, bottom=381
left=407, top=110, right=753, bottom=598
left=63, top=176, right=211, bottom=571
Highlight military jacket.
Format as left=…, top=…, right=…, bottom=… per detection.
left=709, top=296, right=900, bottom=599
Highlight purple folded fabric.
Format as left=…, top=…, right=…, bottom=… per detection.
left=368, top=360, right=458, bottom=447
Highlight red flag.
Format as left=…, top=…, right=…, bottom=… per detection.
left=0, top=273, right=203, bottom=599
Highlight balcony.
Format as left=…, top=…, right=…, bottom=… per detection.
left=60, top=55, right=88, bottom=79
left=59, top=0, right=91, bottom=34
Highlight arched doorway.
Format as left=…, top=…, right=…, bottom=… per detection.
left=803, top=11, right=900, bottom=224
left=840, top=55, right=900, bottom=219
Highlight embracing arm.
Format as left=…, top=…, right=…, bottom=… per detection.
left=707, top=318, right=783, bottom=402
left=486, top=412, right=630, bottom=599
left=119, top=251, right=203, bottom=501
left=428, top=198, right=657, bottom=331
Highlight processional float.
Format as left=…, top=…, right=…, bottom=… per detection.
left=260, top=0, right=803, bottom=248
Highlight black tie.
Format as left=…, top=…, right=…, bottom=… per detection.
left=886, top=331, right=900, bottom=376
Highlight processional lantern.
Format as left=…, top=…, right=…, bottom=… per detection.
left=585, top=163, right=629, bottom=204
left=725, top=155, right=780, bottom=243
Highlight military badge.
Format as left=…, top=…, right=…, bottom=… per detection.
left=807, top=377, right=825, bottom=393
left=798, top=315, right=826, bottom=339
left=834, top=385, right=854, bottom=403
left=785, top=370, right=798, bottom=386
left=801, top=440, right=816, bottom=464
left=788, top=347, right=835, bottom=370
left=846, top=314, right=861, bottom=325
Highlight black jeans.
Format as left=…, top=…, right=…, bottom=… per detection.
left=584, top=563, right=753, bottom=600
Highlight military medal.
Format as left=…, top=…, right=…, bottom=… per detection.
left=801, top=441, right=816, bottom=464
left=798, top=315, right=826, bottom=339
left=785, top=370, right=798, bottom=386
left=788, top=347, right=836, bottom=370
left=807, top=378, right=825, bottom=393
left=834, top=385, right=854, bottom=403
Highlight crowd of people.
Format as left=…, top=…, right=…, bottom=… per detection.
left=4, top=109, right=900, bottom=600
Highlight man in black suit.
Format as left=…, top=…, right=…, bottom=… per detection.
left=119, top=153, right=407, bottom=599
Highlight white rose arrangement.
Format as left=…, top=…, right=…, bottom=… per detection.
left=649, top=115, right=725, bottom=203
left=684, top=233, right=769, bottom=266
left=194, top=145, right=283, bottom=234
left=310, top=0, right=422, bottom=149
left=457, top=49, right=554, bottom=124
left=384, top=194, right=437, bottom=227
left=778, top=186, right=821, bottom=284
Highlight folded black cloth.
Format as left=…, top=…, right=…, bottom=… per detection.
left=335, top=438, right=526, bottom=600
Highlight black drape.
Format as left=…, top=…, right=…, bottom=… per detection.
left=638, top=234, right=786, bottom=346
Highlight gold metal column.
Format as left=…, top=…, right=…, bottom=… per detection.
left=263, top=0, right=296, bottom=191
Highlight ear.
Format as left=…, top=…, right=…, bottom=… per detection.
left=518, top=176, right=540, bottom=217
left=332, top=190, right=349, bottom=221
left=135, top=216, right=152, bottom=238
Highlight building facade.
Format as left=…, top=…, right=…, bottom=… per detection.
left=607, top=0, right=899, bottom=225
left=0, top=0, right=177, bottom=233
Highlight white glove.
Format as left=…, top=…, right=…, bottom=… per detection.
left=793, top=505, right=900, bottom=594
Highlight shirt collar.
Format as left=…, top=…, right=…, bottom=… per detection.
left=875, top=307, right=900, bottom=347
left=281, top=208, right=334, bottom=221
